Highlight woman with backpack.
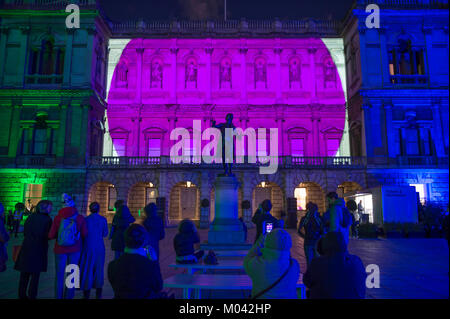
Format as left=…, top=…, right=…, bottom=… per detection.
left=14, top=200, right=53, bottom=299
left=109, top=204, right=135, bottom=260
left=48, top=194, right=88, bottom=299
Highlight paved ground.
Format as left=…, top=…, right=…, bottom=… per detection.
left=0, top=227, right=448, bottom=299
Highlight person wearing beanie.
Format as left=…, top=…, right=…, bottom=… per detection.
left=244, top=228, right=300, bottom=299
left=303, top=231, right=366, bottom=299
left=48, top=194, right=88, bottom=299
left=108, top=224, right=163, bottom=299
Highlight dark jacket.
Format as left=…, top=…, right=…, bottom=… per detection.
left=303, top=232, right=366, bottom=299
left=15, top=212, right=52, bottom=273
left=110, top=206, right=135, bottom=252
left=48, top=207, right=88, bottom=255
left=173, top=220, right=199, bottom=257
left=108, top=253, right=163, bottom=299
left=298, top=211, right=323, bottom=245
left=0, top=216, right=9, bottom=267
left=143, top=213, right=165, bottom=258
left=252, top=211, right=280, bottom=242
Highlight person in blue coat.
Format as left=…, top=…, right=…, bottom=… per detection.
left=142, top=203, right=165, bottom=260
left=79, top=202, right=109, bottom=299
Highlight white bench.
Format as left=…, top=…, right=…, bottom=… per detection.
left=215, top=250, right=248, bottom=257
left=164, top=274, right=306, bottom=299
left=169, top=259, right=245, bottom=275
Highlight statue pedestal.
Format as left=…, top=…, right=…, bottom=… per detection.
left=202, top=175, right=250, bottom=250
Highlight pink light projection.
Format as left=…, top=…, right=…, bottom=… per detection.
left=106, top=38, right=346, bottom=159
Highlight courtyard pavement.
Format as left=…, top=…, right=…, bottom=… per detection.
left=0, top=227, right=448, bottom=299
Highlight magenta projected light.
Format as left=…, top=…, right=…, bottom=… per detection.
left=106, top=38, right=346, bottom=159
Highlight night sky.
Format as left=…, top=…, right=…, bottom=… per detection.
left=98, top=0, right=355, bottom=22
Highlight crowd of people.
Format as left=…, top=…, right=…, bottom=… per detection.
left=3, top=190, right=442, bottom=299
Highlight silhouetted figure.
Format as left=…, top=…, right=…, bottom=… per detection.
left=298, top=202, right=323, bottom=267
left=143, top=203, right=165, bottom=260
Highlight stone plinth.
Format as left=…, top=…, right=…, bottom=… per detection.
left=207, top=175, right=246, bottom=246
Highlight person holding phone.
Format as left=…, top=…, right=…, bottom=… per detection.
left=244, top=228, right=300, bottom=299
left=252, top=200, right=280, bottom=243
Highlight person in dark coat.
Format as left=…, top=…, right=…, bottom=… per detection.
left=298, top=202, right=323, bottom=267
left=173, top=219, right=204, bottom=264
left=110, top=204, right=135, bottom=260
left=0, top=203, right=10, bottom=273
left=303, top=231, right=366, bottom=299
left=14, top=200, right=53, bottom=299
left=108, top=224, right=163, bottom=299
left=252, top=200, right=280, bottom=243
left=79, top=202, right=109, bottom=299
left=142, top=203, right=165, bottom=260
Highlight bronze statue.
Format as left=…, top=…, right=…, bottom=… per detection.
left=212, top=113, right=236, bottom=176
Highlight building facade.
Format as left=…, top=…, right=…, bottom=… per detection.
left=0, top=0, right=448, bottom=226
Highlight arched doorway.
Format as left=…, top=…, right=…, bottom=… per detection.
left=294, top=182, right=326, bottom=214
left=169, top=181, right=200, bottom=222
left=252, top=182, right=285, bottom=219
left=127, top=182, right=158, bottom=219
left=210, top=187, right=243, bottom=222
left=87, top=181, right=116, bottom=223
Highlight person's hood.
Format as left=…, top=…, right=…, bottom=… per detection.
left=62, top=193, right=75, bottom=208
left=334, top=198, right=346, bottom=207
left=321, top=231, right=347, bottom=256
left=261, top=229, right=292, bottom=260
left=58, top=206, right=77, bottom=218
left=178, top=219, right=196, bottom=234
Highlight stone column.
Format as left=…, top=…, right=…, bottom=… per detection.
left=431, top=102, right=445, bottom=157
left=239, top=47, right=248, bottom=103
left=205, top=47, right=213, bottom=103
left=0, top=27, right=9, bottom=86
left=63, top=29, right=74, bottom=87
left=170, top=47, right=178, bottom=103
left=384, top=103, right=396, bottom=158
left=8, top=104, right=21, bottom=158
left=135, top=47, right=144, bottom=104
left=378, top=28, right=390, bottom=87
left=308, top=47, right=317, bottom=98
left=56, top=104, right=68, bottom=158
left=274, top=47, right=283, bottom=103
left=311, top=114, right=321, bottom=157
left=361, top=103, right=372, bottom=157
left=85, top=28, right=96, bottom=85
left=79, top=104, right=90, bottom=163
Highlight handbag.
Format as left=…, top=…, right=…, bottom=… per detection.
left=251, top=259, right=293, bottom=299
left=12, top=245, right=22, bottom=263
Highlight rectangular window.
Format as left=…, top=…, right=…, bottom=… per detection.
left=108, top=186, right=117, bottom=211
left=291, top=139, right=304, bottom=157
left=33, top=129, right=47, bottom=155
left=148, top=138, right=161, bottom=157
left=24, top=184, right=43, bottom=208
left=112, top=138, right=127, bottom=157
left=420, top=128, right=432, bottom=156
left=145, top=187, right=158, bottom=206
left=405, top=128, right=419, bottom=155
left=326, top=139, right=340, bottom=157
left=294, top=187, right=307, bottom=211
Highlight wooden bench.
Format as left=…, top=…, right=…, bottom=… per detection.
left=169, top=259, right=245, bottom=275
left=164, top=274, right=306, bottom=299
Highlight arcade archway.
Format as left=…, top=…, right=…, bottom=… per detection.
left=169, top=181, right=200, bottom=222
left=87, top=181, right=117, bottom=222
left=294, top=182, right=326, bottom=214
left=127, top=182, right=158, bottom=219
left=252, top=182, right=285, bottom=219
